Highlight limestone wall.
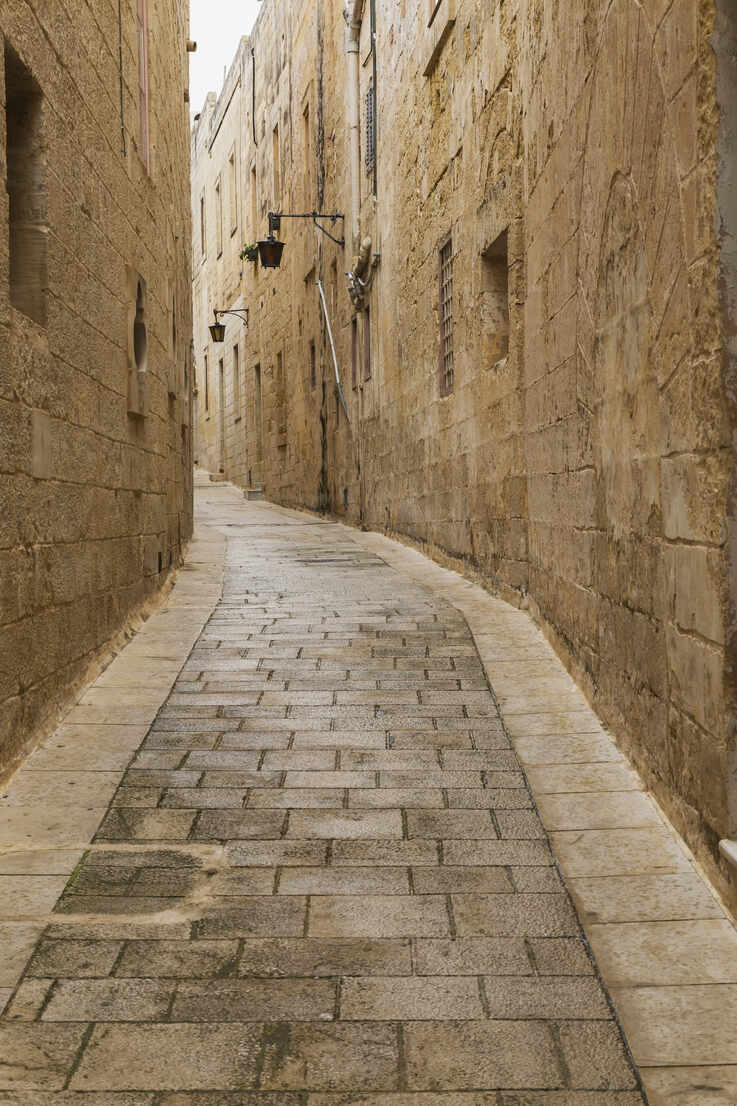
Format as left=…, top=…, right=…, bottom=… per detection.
left=0, top=0, right=193, bottom=779
left=192, top=0, right=737, bottom=904
left=519, top=0, right=733, bottom=895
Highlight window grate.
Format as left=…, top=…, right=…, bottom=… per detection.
left=365, top=85, right=375, bottom=176
left=440, top=237, right=454, bottom=394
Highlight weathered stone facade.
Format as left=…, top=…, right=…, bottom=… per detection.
left=192, top=0, right=737, bottom=907
left=1, top=0, right=193, bottom=779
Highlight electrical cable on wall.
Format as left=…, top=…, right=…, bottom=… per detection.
left=316, top=280, right=350, bottom=424
left=118, top=0, right=127, bottom=156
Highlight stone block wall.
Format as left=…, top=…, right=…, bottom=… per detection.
left=519, top=0, right=735, bottom=897
left=0, top=0, right=193, bottom=779
left=192, top=0, right=737, bottom=905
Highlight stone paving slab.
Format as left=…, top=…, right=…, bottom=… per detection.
left=0, top=481, right=735, bottom=1102
left=345, top=518, right=737, bottom=1106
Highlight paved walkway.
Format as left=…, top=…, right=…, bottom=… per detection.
left=2, top=478, right=736, bottom=1103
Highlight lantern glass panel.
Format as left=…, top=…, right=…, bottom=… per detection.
left=258, top=237, right=285, bottom=269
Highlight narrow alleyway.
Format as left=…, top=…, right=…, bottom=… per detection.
left=3, top=477, right=736, bottom=1102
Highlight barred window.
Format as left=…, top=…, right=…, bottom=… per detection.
left=365, top=85, right=375, bottom=176
left=439, top=235, right=454, bottom=395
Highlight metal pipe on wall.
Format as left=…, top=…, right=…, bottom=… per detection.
left=317, top=280, right=350, bottom=423
left=346, top=2, right=362, bottom=252
left=370, top=0, right=377, bottom=199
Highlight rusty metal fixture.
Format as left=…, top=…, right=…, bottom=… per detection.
left=209, top=308, right=249, bottom=343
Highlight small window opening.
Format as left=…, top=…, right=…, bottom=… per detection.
left=200, top=192, right=206, bottom=257
left=363, top=306, right=372, bottom=382
left=250, top=165, right=257, bottom=238
left=229, top=149, right=238, bottom=234
left=134, top=280, right=148, bottom=374
left=128, top=271, right=149, bottom=416
left=5, top=44, right=47, bottom=326
left=255, top=363, right=263, bottom=462
left=303, top=103, right=312, bottom=202
left=481, top=229, right=510, bottom=368
left=276, top=350, right=286, bottom=447
left=204, top=353, right=209, bottom=412
left=215, top=176, right=223, bottom=257
left=439, top=235, right=454, bottom=395
left=310, top=340, right=316, bottom=391
left=233, top=343, right=241, bottom=417
left=169, top=293, right=178, bottom=397
left=351, top=318, right=359, bottom=390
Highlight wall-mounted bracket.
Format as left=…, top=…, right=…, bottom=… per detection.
left=268, top=211, right=346, bottom=248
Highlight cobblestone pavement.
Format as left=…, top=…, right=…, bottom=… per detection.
left=0, top=490, right=648, bottom=1103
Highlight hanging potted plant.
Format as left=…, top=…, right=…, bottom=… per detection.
left=240, top=242, right=259, bottom=263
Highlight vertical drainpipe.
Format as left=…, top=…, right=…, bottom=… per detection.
left=714, top=0, right=737, bottom=868
left=370, top=0, right=377, bottom=201
left=346, top=2, right=362, bottom=253
left=346, top=2, right=365, bottom=523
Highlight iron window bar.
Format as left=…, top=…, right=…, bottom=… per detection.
left=440, top=237, right=454, bottom=394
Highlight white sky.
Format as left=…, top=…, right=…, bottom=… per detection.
left=189, top=0, right=261, bottom=116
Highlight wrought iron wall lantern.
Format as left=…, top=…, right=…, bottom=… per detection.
left=209, top=308, right=249, bottom=343
left=257, top=211, right=345, bottom=269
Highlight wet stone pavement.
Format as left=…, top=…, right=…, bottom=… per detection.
left=0, top=508, right=647, bottom=1103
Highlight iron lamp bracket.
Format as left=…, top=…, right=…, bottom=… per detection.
left=214, top=308, right=249, bottom=327
left=268, top=211, right=345, bottom=248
